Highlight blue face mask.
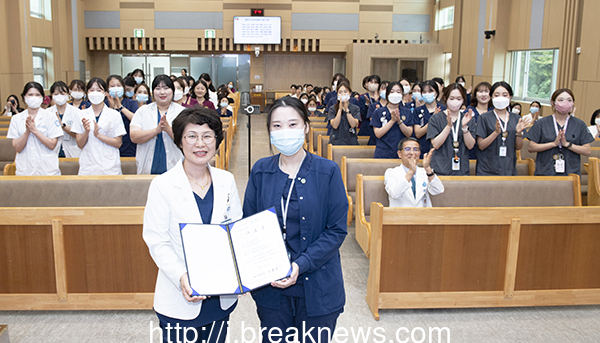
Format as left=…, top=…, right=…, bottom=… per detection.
left=220, top=102, right=229, bottom=108
left=530, top=107, right=539, bottom=114
left=136, top=94, right=149, bottom=103
left=412, top=92, right=423, bottom=102
left=109, top=87, right=124, bottom=98
left=422, top=93, right=436, bottom=104
left=125, top=90, right=134, bottom=98
left=380, top=90, right=386, bottom=100
left=270, top=129, right=305, bottom=156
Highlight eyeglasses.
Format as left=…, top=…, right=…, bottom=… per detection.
left=184, top=133, right=216, bottom=145
left=403, top=147, right=420, bottom=152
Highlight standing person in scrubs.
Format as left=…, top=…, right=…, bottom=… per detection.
left=243, top=97, right=347, bottom=343
left=475, top=81, right=529, bottom=175
left=72, top=77, right=127, bottom=175
left=371, top=82, right=415, bottom=158
left=328, top=82, right=361, bottom=145
left=130, top=75, right=184, bottom=175
left=48, top=81, right=82, bottom=158
left=133, top=83, right=152, bottom=108
left=358, top=75, right=380, bottom=138
left=426, top=83, right=475, bottom=175
left=106, top=75, right=139, bottom=157
left=7, top=81, right=63, bottom=175
left=365, top=81, right=390, bottom=145
left=526, top=88, right=594, bottom=176
left=69, top=79, right=91, bottom=110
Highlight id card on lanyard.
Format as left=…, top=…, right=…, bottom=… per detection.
left=494, top=111, right=509, bottom=157
left=451, top=112, right=461, bottom=171
left=280, top=151, right=306, bottom=259
left=552, top=114, right=569, bottom=173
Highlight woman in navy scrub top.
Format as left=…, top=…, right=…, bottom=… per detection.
left=413, top=80, right=444, bottom=158
left=106, top=75, right=139, bottom=157
left=243, top=97, right=347, bottom=343
left=143, top=107, right=242, bottom=343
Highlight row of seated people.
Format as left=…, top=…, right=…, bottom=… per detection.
left=1, top=74, right=236, bottom=176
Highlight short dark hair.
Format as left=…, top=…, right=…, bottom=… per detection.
left=151, top=74, right=175, bottom=94
left=332, top=73, right=345, bottom=86
left=367, top=74, right=381, bottom=85
left=86, top=77, right=107, bottom=93
left=123, top=76, right=136, bottom=88
left=191, top=79, right=210, bottom=102
left=362, top=75, right=370, bottom=90
left=199, top=73, right=216, bottom=92
left=69, top=79, right=86, bottom=92
left=530, top=101, right=541, bottom=108
left=385, top=81, right=402, bottom=99
left=291, top=84, right=297, bottom=89
left=443, top=83, right=467, bottom=103
left=422, top=80, right=439, bottom=98
left=398, top=137, right=420, bottom=151
left=455, top=76, right=466, bottom=83
left=21, top=81, right=45, bottom=101
left=174, top=77, right=187, bottom=91
left=266, top=97, right=311, bottom=153
left=469, top=81, right=492, bottom=107
left=432, top=77, right=444, bottom=86
left=490, top=81, right=514, bottom=97
left=172, top=107, right=224, bottom=152
left=132, top=69, right=145, bottom=79
left=591, top=109, right=600, bottom=126
left=551, top=88, right=575, bottom=103
left=107, top=75, right=125, bottom=88
left=50, top=81, right=69, bottom=95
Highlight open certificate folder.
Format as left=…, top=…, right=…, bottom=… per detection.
left=179, top=207, right=292, bottom=296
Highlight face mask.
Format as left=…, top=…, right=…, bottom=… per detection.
left=459, top=82, right=466, bottom=88
left=228, top=84, right=233, bottom=89
left=301, top=98, right=308, bottom=104
left=88, top=91, right=105, bottom=105
left=25, top=96, right=43, bottom=109
left=134, top=77, right=143, bottom=84
left=423, top=93, right=436, bottom=104
left=109, top=87, right=124, bottom=98
left=596, top=118, right=600, bottom=125
left=70, top=91, right=84, bottom=100
left=125, top=90, right=134, bottom=98
left=492, top=96, right=510, bottom=110
left=184, top=87, right=190, bottom=94
left=136, top=94, right=149, bottom=103
left=173, top=90, right=184, bottom=101
left=388, top=93, right=403, bottom=104
left=530, top=107, right=539, bottom=114
left=308, top=107, right=317, bottom=112
left=554, top=101, right=573, bottom=114
left=338, top=94, right=350, bottom=102
left=380, top=91, right=386, bottom=100
left=332, top=81, right=338, bottom=91
left=447, top=99, right=463, bottom=112
left=220, top=102, right=228, bottom=108
left=412, top=92, right=422, bottom=102
left=367, top=83, right=378, bottom=92
left=403, top=86, right=411, bottom=95
left=512, top=108, right=521, bottom=115
left=270, top=129, right=305, bottom=156
left=53, top=94, right=68, bottom=106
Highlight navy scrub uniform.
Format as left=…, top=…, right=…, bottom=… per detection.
left=426, top=111, right=476, bottom=175
left=475, top=110, right=522, bottom=175
left=412, top=105, right=433, bottom=158
left=370, top=106, right=416, bottom=159
left=327, top=103, right=361, bottom=145
left=526, top=115, right=595, bottom=176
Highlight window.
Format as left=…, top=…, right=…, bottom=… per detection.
left=32, top=47, right=47, bottom=88
left=30, top=0, right=51, bottom=20
left=510, top=49, right=559, bottom=103
left=436, top=6, right=454, bottom=31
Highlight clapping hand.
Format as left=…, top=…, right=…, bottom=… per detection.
left=554, top=129, right=565, bottom=147
left=494, top=118, right=502, bottom=135
left=82, top=118, right=91, bottom=132
left=462, top=109, right=473, bottom=128
left=423, top=148, right=435, bottom=170
left=25, top=116, right=37, bottom=133
left=516, top=117, right=530, bottom=134
left=391, top=108, right=401, bottom=123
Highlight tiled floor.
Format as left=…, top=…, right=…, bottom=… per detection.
left=1, top=113, right=599, bottom=343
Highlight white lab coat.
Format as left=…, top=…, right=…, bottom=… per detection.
left=71, top=106, right=126, bottom=175
left=588, top=125, right=599, bottom=139
left=130, top=102, right=184, bottom=174
left=384, top=165, right=444, bottom=207
left=7, top=108, right=63, bottom=176
left=142, top=160, right=242, bottom=320
left=48, top=104, right=82, bottom=158
left=208, top=90, right=218, bottom=109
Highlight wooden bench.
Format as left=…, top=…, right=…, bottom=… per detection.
left=309, top=128, right=327, bottom=154
left=585, top=157, right=600, bottom=206
left=356, top=174, right=581, bottom=259
left=342, top=157, right=535, bottom=227
left=0, top=138, right=15, bottom=172
left=364, top=175, right=600, bottom=319
left=326, top=144, right=377, bottom=169
left=0, top=175, right=158, bottom=310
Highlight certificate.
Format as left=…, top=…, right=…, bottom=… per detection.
left=180, top=207, right=292, bottom=296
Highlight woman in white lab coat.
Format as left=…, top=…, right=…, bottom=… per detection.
left=143, top=106, right=242, bottom=343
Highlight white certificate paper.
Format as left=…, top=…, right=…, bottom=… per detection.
left=180, top=208, right=292, bottom=295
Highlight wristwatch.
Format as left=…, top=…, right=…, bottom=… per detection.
left=462, top=127, right=468, bottom=132
left=426, top=170, right=435, bottom=177
left=62, top=123, right=66, bottom=128
left=567, top=141, right=573, bottom=149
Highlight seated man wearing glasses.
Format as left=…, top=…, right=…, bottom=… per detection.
left=384, top=137, right=444, bottom=207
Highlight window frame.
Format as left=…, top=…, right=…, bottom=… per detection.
left=436, top=6, right=454, bottom=31
left=32, top=47, right=47, bottom=88
left=510, top=49, right=559, bottom=105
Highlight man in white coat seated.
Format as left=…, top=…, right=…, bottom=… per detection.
left=384, top=137, right=444, bottom=207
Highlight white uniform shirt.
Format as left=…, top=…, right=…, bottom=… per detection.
left=384, top=165, right=444, bottom=207
left=7, top=108, right=63, bottom=176
left=130, top=102, right=184, bottom=174
left=48, top=104, right=82, bottom=158
left=71, top=106, right=126, bottom=175
left=208, top=90, right=218, bottom=109
left=588, top=125, right=599, bottom=139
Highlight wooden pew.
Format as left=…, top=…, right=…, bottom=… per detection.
left=0, top=175, right=157, bottom=310
left=327, top=144, right=376, bottom=169
left=318, top=136, right=372, bottom=158
left=0, top=138, right=15, bottom=172
left=364, top=176, right=600, bottom=318
left=586, top=157, right=600, bottom=206
left=356, top=174, right=581, bottom=259
left=309, top=128, right=327, bottom=154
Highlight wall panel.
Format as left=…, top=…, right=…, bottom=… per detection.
left=263, top=54, right=340, bottom=90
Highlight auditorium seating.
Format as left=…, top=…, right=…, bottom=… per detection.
left=362, top=174, right=600, bottom=319
left=0, top=138, right=15, bottom=171
left=326, top=143, right=376, bottom=168
left=586, top=157, right=600, bottom=206
left=309, top=127, right=327, bottom=153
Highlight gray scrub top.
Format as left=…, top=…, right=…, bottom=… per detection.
left=525, top=115, right=594, bottom=176
left=475, top=110, right=521, bottom=175
left=426, top=111, right=476, bottom=175
left=328, top=103, right=361, bottom=145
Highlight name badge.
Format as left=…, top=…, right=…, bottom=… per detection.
left=452, top=156, right=460, bottom=171
left=554, top=159, right=565, bottom=173
left=499, top=146, right=507, bottom=157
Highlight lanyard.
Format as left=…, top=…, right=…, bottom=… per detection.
left=280, top=151, right=306, bottom=240
left=552, top=114, right=570, bottom=149
left=450, top=112, right=461, bottom=152
left=494, top=110, right=509, bottom=145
